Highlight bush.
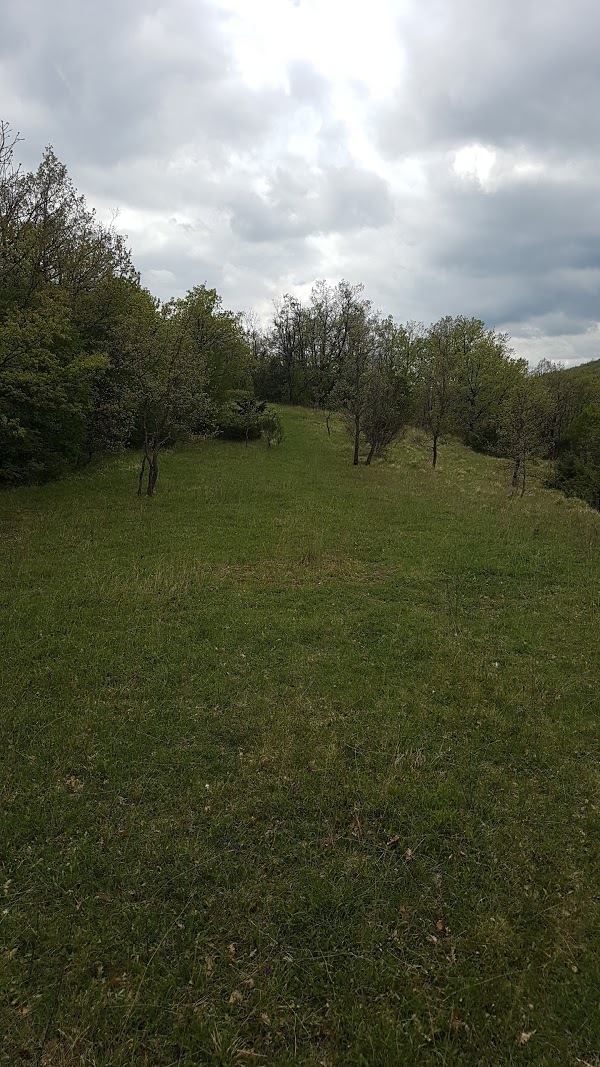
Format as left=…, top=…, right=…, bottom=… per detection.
left=260, top=407, right=283, bottom=447
left=217, top=391, right=265, bottom=442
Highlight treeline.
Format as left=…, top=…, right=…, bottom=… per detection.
left=3, top=122, right=600, bottom=505
left=0, top=122, right=259, bottom=494
left=250, top=281, right=600, bottom=500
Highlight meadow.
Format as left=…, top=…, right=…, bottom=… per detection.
left=1, top=407, right=598, bottom=1065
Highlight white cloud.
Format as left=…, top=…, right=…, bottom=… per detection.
left=1, top=0, right=599, bottom=364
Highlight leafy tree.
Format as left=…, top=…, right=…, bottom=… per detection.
left=1, top=144, right=137, bottom=315
left=361, top=317, right=415, bottom=464
left=418, top=316, right=460, bottom=468
left=330, top=284, right=373, bottom=465
left=0, top=290, right=107, bottom=482
left=551, top=404, right=600, bottom=509
left=531, top=359, right=600, bottom=459
left=1, top=126, right=144, bottom=481
left=498, top=379, right=548, bottom=496
left=270, top=293, right=305, bottom=403
left=175, top=285, right=250, bottom=405
left=452, top=319, right=525, bottom=452
left=260, top=407, right=283, bottom=447
left=119, top=289, right=216, bottom=496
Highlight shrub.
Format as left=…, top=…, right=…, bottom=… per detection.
left=217, top=391, right=265, bottom=443
left=260, top=407, right=283, bottom=447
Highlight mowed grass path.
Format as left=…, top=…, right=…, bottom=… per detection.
left=1, top=408, right=598, bottom=1066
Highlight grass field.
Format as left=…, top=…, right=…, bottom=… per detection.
left=1, top=407, right=599, bottom=1066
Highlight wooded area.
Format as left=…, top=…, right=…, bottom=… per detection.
left=2, top=122, right=600, bottom=506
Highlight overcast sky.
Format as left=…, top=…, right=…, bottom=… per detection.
left=2, top=0, right=599, bottom=365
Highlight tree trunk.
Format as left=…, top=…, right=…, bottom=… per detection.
left=137, top=454, right=147, bottom=496
left=511, top=456, right=521, bottom=490
left=147, top=452, right=159, bottom=496
left=365, top=442, right=376, bottom=466
left=353, top=416, right=360, bottom=466
left=520, top=460, right=526, bottom=497
left=432, top=433, right=438, bottom=469
left=325, top=413, right=331, bottom=437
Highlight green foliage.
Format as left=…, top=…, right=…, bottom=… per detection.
left=497, top=378, right=549, bottom=495
left=532, top=359, right=600, bottom=458
left=170, top=285, right=251, bottom=406
left=260, top=405, right=283, bottom=446
left=1, top=125, right=248, bottom=489
left=361, top=319, right=415, bottom=463
left=0, top=290, right=107, bottom=482
left=0, top=128, right=140, bottom=481
left=551, top=403, right=600, bottom=508
left=217, top=391, right=266, bottom=441
left=451, top=319, right=525, bottom=453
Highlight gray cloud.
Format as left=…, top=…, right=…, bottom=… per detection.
left=228, top=164, right=394, bottom=241
left=1, top=0, right=599, bottom=364
left=378, top=0, right=600, bottom=159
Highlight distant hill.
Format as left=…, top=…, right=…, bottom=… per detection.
left=565, top=357, right=600, bottom=377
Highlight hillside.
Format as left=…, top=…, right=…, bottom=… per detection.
left=1, top=409, right=599, bottom=1066
left=565, top=356, right=600, bottom=377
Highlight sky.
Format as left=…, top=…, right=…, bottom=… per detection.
left=1, top=0, right=599, bottom=365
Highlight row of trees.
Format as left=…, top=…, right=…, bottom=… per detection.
left=250, top=281, right=600, bottom=496
left=0, top=122, right=256, bottom=493
left=2, top=121, right=598, bottom=502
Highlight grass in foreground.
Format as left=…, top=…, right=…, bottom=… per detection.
left=1, top=408, right=599, bottom=1066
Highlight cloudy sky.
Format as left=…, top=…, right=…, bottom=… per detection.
left=2, top=0, right=599, bottom=365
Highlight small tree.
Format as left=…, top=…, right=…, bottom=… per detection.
left=331, top=284, right=373, bottom=465
left=121, top=289, right=216, bottom=497
left=260, top=407, right=283, bottom=447
left=362, top=366, right=412, bottom=464
left=360, top=316, right=415, bottom=464
left=418, top=316, right=460, bottom=468
left=498, top=380, right=548, bottom=496
left=452, top=319, right=525, bottom=452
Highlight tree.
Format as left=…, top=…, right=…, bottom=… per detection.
left=1, top=127, right=145, bottom=481
left=418, top=316, right=460, bottom=468
left=452, top=319, right=525, bottom=452
left=0, top=289, right=107, bottom=482
left=551, top=404, right=600, bottom=509
left=176, top=285, right=250, bottom=406
left=233, top=393, right=267, bottom=446
left=119, top=289, right=215, bottom=496
left=498, top=379, right=548, bottom=496
left=260, top=407, right=283, bottom=447
left=1, top=144, right=137, bottom=315
left=78, top=276, right=146, bottom=458
left=361, top=316, right=414, bottom=464
left=330, top=283, right=373, bottom=465
left=531, top=359, right=600, bottom=459
left=270, top=293, right=305, bottom=403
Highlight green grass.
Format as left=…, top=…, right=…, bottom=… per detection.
left=1, top=407, right=599, bottom=1066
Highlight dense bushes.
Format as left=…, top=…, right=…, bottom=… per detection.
left=217, top=392, right=282, bottom=446
left=551, top=405, right=600, bottom=509
left=0, top=124, right=252, bottom=490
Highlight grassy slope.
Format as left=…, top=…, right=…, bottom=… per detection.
left=1, top=408, right=598, bottom=1066
left=566, top=358, right=600, bottom=377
